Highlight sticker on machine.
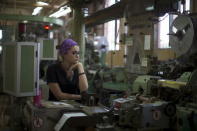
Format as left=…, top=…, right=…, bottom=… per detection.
left=33, top=117, right=43, bottom=128
left=152, top=110, right=161, bottom=120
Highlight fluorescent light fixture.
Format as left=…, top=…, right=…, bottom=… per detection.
left=49, top=31, right=54, bottom=39
left=0, top=46, right=2, bottom=54
left=0, top=30, right=2, bottom=40
left=32, top=7, right=43, bottom=15
left=84, top=8, right=89, bottom=16
left=49, top=6, right=71, bottom=18
left=37, top=1, right=49, bottom=6
left=145, top=5, right=154, bottom=11
left=23, top=20, right=28, bottom=23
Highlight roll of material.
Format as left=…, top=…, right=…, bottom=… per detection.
left=54, top=112, right=87, bottom=131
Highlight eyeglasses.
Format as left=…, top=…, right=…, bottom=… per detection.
left=72, top=51, right=80, bottom=55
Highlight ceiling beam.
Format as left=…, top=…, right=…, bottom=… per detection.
left=84, top=1, right=125, bottom=27
left=0, top=14, right=64, bottom=26
left=0, top=2, right=58, bottom=10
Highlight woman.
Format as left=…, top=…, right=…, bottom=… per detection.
left=46, top=39, right=88, bottom=101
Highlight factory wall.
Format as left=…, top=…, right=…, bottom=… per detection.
left=153, top=23, right=176, bottom=61
left=154, top=49, right=176, bottom=61
left=106, top=44, right=125, bottom=67
left=191, top=0, right=197, bottom=13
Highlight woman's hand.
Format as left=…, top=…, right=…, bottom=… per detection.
left=67, top=62, right=83, bottom=79
left=69, top=62, right=84, bottom=72
left=76, top=62, right=84, bottom=73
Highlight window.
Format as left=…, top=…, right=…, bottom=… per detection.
left=179, top=0, right=190, bottom=13
left=158, top=14, right=170, bottom=48
left=157, top=0, right=190, bottom=49
left=104, top=0, right=120, bottom=50
left=84, top=8, right=89, bottom=17
left=104, top=20, right=120, bottom=50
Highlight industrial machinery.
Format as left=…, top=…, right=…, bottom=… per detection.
left=0, top=21, right=59, bottom=130
left=37, top=38, right=58, bottom=60
left=170, top=14, right=197, bottom=66
left=100, top=14, right=197, bottom=130
left=153, top=70, right=197, bottom=130
left=113, top=96, right=176, bottom=130
left=132, top=75, right=160, bottom=95
left=24, top=93, right=114, bottom=131
left=90, top=67, right=133, bottom=107
left=2, top=42, right=40, bottom=97
left=145, top=14, right=197, bottom=130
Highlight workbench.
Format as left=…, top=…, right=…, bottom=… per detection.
left=25, top=100, right=110, bottom=131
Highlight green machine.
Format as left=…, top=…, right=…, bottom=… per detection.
left=3, top=42, right=40, bottom=97
left=37, top=38, right=58, bottom=60
left=132, top=75, right=160, bottom=95
left=176, top=72, right=192, bottom=82
left=92, top=67, right=133, bottom=106
left=100, top=67, right=132, bottom=92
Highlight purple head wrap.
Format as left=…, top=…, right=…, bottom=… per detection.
left=59, top=39, right=77, bottom=55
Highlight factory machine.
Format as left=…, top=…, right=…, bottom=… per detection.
left=161, top=14, right=197, bottom=130
left=81, top=14, right=197, bottom=131
left=110, top=14, right=197, bottom=131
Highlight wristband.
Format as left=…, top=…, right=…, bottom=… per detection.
left=78, top=72, right=85, bottom=76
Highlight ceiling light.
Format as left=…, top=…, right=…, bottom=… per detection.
left=49, top=6, right=71, bottom=18
left=23, top=20, right=28, bottom=23
left=0, top=46, right=2, bottom=54
left=145, top=5, right=154, bottom=11
left=0, top=30, right=2, bottom=40
left=32, top=7, right=43, bottom=15
left=36, top=1, right=49, bottom=6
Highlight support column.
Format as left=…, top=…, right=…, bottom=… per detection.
left=72, top=7, right=85, bottom=64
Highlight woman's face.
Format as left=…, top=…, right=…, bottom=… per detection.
left=62, top=46, right=79, bottom=64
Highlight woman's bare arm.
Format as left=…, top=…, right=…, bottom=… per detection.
left=68, top=62, right=88, bottom=92
left=77, top=63, right=88, bottom=92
